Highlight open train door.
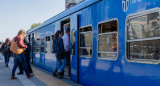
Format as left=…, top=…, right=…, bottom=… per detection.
left=70, top=14, right=80, bottom=83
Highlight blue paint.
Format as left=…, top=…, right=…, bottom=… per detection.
left=27, top=0, right=160, bottom=86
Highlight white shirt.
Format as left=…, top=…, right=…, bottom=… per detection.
left=62, top=34, right=70, bottom=52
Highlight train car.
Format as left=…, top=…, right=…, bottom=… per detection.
left=27, top=0, right=160, bottom=86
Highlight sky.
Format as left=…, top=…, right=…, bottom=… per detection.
left=0, top=0, right=65, bottom=41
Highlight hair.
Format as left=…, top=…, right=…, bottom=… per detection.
left=5, top=38, right=11, bottom=45
left=18, top=29, right=26, bottom=36
left=54, top=30, right=62, bottom=40
left=66, top=28, right=70, bottom=33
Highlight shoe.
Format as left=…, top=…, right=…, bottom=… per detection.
left=53, top=68, right=58, bottom=77
left=27, top=74, right=34, bottom=78
left=53, top=72, right=57, bottom=77
left=55, top=72, right=63, bottom=78
left=6, top=64, right=8, bottom=67
left=60, top=72, right=64, bottom=77
left=11, top=75, right=17, bottom=80
left=17, top=72, right=24, bottom=75
left=30, top=73, right=35, bottom=76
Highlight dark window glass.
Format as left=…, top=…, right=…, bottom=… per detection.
left=33, top=39, right=36, bottom=52
left=36, top=39, right=41, bottom=52
left=41, top=38, right=45, bottom=53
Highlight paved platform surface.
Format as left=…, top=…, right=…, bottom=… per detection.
left=0, top=54, right=81, bottom=86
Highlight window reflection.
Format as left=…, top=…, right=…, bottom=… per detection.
left=72, top=30, right=76, bottom=55
left=46, top=36, right=50, bottom=54
left=127, top=12, right=160, bottom=61
left=129, top=40, right=160, bottom=60
left=79, top=26, right=92, bottom=57
left=128, top=12, right=160, bottom=40
left=98, top=20, right=118, bottom=59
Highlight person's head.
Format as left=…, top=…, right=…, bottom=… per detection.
left=54, top=30, right=62, bottom=40
left=66, top=28, right=70, bottom=35
left=18, top=29, right=26, bottom=38
left=5, top=38, right=11, bottom=45
left=24, top=37, right=29, bottom=44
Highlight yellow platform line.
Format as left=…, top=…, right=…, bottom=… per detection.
left=32, top=67, right=71, bottom=86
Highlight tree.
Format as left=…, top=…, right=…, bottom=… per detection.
left=30, top=23, right=41, bottom=29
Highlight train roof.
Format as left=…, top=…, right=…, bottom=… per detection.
left=27, top=0, right=101, bottom=33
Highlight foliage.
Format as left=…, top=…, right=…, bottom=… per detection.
left=30, top=23, right=41, bottom=29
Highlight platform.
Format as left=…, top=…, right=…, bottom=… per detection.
left=0, top=54, right=81, bottom=86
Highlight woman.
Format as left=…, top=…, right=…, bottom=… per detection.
left=1, top=38, right=11, bottom=67
left=11, top=29, right=34, bottom=80
left=52, top=30, right=65, bottom=77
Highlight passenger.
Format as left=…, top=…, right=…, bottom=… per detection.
left=11, top=29, right=34, bottom=80
left=1, top=38, right=11, bottom=67
left=63, top=28, right=70, bottom=76
left=17, top=37, right=34, bottom=75
left=56, top=28, right=70, bottom=78
left=52, top=30, right=64, bottom=77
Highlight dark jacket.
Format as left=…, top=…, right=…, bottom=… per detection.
left=14, top=36, right=27, bottom=48
left=1, top=43, right=11, bottom=55
left=57, top=37, right=65, bottom=53
left=52, top=37, right=65, bottom=53
left=24, top=42, right=31, bottom=60
left=55, top=37, right=65, bottom=60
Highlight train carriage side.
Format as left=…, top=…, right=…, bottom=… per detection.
left=27, top=0, right=160, bottom=86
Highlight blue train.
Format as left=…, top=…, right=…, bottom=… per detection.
left=27, top=0, right=160, bottom=86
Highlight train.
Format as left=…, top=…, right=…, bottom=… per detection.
left=27, top=0, right=160, bottom=86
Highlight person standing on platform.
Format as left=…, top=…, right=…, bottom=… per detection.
left=56, top=28, right=70, bottom=78
left=17, top=37, right=33, bottom=75
left=11, top=29, right=34, bottom=80
left=1, top=38, right=11, bottom=67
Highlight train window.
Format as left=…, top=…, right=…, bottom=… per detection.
left=98, top=20, right=118, bottom=59
left=52, top=35, right=54, bottom=40
left=41, top=38, right=45, bottom=53
left=33, top=39, right=36, bottom=52
left=127, top=12, right=160, bottom=61
left=72, top=30, right=76, bottom=55
left=36, top=39, right=41, bottom=53
left=46, top=36, right=50, bottom=54
left=79, top=26, right=93, bottom=57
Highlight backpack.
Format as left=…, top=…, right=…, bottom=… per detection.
left=1, top=43, right=9, bottom=54
left=56, top=38, right=65, bottom=60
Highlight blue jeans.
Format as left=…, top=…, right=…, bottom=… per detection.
left=4, top=54, right=9, bottom=65
left=57, top=56, right=67, bottom=72
left=12, top=53, right=29, bottom=76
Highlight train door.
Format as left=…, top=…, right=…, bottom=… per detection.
left=61, top=19, right=71, bottom=78
left=70, top=15, right=80, bottom=83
